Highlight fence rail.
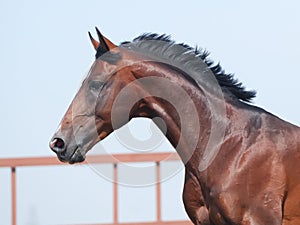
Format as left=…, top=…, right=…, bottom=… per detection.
left=0, top=153, right=192, bottom=225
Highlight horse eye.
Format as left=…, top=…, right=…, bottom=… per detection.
left=89, top=81, right=103, bottom=91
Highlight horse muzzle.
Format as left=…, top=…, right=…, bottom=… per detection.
left=49, top=137, right=86, bottom=164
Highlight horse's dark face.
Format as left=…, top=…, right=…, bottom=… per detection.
left=49, top=30, right=131, bottom=163
left=49, top=61, right=110, bottom=163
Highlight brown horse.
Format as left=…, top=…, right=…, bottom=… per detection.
left=50, top=28, right=300, bottom=225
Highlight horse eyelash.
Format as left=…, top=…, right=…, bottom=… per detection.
left=89, top=80, right=104, bottom=91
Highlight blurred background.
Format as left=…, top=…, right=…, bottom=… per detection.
left=1, top=0, right=300, bottom=224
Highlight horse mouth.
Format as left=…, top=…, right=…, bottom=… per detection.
left=57, top=147, right=86, bottom=164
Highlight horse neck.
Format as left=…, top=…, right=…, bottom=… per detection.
left=129, top=61, right=224, bottom=165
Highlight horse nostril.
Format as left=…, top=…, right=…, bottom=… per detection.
left=50, top=138, right=66, bottom=153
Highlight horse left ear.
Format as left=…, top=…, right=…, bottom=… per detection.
left=88, top=31, right=100, bottom=50
left=88, top=27, right=117, bottom=52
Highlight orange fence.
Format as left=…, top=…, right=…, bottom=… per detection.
left=0, top=153, right=192, bottom=225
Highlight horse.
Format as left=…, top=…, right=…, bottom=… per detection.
left=50, top=27, right=300, bottom=225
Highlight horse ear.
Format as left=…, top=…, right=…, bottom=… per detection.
left=88, top=31, right=100, bottom=50
left=88, top=27, right=117, bottom=52
left=96, top=27, right=117, bottom=51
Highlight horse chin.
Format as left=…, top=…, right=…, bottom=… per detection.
left=57, top=147, right=86, bottom=164
left=69, top=147, right=86, bottom=164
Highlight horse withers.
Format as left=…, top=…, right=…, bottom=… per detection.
left=50, top=28, right=300, bottom=225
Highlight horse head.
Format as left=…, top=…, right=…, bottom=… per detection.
left=49, top=28, right=134, bottom=163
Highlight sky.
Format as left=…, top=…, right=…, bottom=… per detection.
left=1, top=0, right=300, bottom=224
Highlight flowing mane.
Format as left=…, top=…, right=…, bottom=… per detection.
left=119, top=33, right=256, bottom=103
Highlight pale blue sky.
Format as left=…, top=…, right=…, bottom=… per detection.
left=1, top=0, right=300, bottom=224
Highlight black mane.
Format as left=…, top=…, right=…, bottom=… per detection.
left=122, top=33, right=256, bottom=103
